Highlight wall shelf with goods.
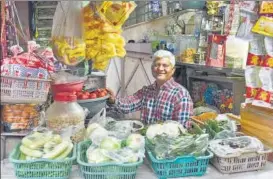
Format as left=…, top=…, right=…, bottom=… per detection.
left=125, top=43, right=245, bottom=115
left=34, top=1, right=57, bottom=47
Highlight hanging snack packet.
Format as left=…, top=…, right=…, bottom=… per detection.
left=252, top=88, right=273, bottom=109
left=98, top=1, right=137, bottom=29
left=52, top=2, right=86, bottom=66
left=236, top=10, right=258, bottom=40
left=249, top=35, right=266, bottom=55
left=252, top=16, right=273, bottom=37
left=245, top=52, right=263, bottom=103
left=264, top=36, right=273, bottom=56
left=206, top=34, right=227, bottom=67
left=239, top=1, right=258, bottom=12
left=259, top=1, right=273, bottom=15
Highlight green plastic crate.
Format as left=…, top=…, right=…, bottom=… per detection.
left=146, top=148, right=213, bottom=179
left=9, top=143, right=76, bottom=179
left=77, top=140, right=143, bottom=179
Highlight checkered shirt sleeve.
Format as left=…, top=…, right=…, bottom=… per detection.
left=115, top=88, right=143, bottom=114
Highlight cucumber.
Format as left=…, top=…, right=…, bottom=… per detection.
left=44, top=141, right=57, bottom=149
left=22, top=132, right=52, bottom=150
left=52, top=135, right=62, bottom=144
left=55, top=143, right=73, bottom=159
left=19, top=152, right=26, bottom=160
left=20, top=145, right=43, bottom=158
left=42, top=141, right=69, bottom=159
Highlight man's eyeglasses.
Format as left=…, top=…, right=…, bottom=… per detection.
left=152, top=64, right=172, bottom=69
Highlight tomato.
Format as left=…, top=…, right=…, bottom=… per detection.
left=77, top=94, right=84, bottom=99
left=76, top=91, right=83, bottom=96
left=72, top=91, right=77, bottom=95
left=102, top=89, right=107, bottom=94
left=81, top=94, right=89, bottom=100
left=98, top=91, right=106, bottom=98
left=97, top=89, right=102, bottom=93
left=83, top=91, right=89, bottom=96
left=89, top=93, right=97, bottom=99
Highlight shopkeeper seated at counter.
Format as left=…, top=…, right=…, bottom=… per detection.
left=107, top=50, right=193, bottom=128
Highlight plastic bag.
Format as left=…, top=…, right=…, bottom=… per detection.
left=87, top=108, right=144, bottom=140
left=214, top=130, right=236, bottom=140
left=148, top=134, right=209, bottom=160
left=60, top=123, right=86, bottom=143
left=209, top=136, right=264, bottom=157
left=52, top=1, right=86, bottom=66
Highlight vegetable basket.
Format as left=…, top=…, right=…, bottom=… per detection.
left=210, top=148, right=272, bottom=174
left=77, top=140, right=143, bottom=179
left=9, top=143, right=76, bottom=179
left=146, top=148, right=213, bottom=179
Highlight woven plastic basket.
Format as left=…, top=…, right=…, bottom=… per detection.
left=1, top=75, right=50, bottom=104
left=9, top=143, right=76, bottom=179
left=210, top=149, right=272, bottom=174
left=146, top=149, right=213, bottom=179
left=77, top=140, right=143, bottom=179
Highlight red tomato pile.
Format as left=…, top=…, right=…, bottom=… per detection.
left=75, top=88, right=108, bottom=100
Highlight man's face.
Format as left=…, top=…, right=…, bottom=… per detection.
left=152, top=57, right=175, bottom=83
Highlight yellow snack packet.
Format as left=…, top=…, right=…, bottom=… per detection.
left=252, top=16, right=273, bottom=37
left=98, top=1, right=137, bottom=28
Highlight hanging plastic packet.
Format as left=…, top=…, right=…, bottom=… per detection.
left=264, top=36, right=273, bottom=56
left=224, top=4, right=240, bottom=35
left=252, top=16, right=273, bottom=37
left=252, top=88, right=273, bottom=109
left=249, top=34, right=266, bottom=55
left=245, top=52, right=263, bottom=103
left=52, top=1, right=86, bottom=66
left=206, top=34, right=227, bottom=67
left=259, top=1, right=273, bottom=15
left=239, top=1, right=258, bottom=12
left=206, top=1, right=222, bottom=16
left=225, top=35, right=249, bottom=69
left=98, top=1, right=137, bottom=29
left=236, top=10, right=258, bottom=40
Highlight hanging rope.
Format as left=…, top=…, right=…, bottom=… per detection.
left=1, top=0, right=7, bottom=58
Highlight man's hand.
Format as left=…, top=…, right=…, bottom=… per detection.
left=106, top=88, right=116, bottom=104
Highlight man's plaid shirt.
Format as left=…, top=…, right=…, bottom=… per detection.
left=115, top=78, right=193, bottom=127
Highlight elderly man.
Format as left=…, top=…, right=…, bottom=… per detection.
left=107, top=50, right=193, bottom=128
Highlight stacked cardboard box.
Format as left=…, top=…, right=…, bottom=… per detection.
left=241, top=104, right=273, bottom=148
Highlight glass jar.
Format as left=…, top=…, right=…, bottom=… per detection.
left=46, top=92, right=86, bottom=142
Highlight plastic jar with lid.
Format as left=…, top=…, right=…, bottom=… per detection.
left=46, top=92, right=86, bottom=142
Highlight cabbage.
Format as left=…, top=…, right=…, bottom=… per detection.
left=100, top=137, right=121, bottom=150
left=146, top=124, right=163, bottom=140
left=161, top=122, right=185, bottom=138
left=89, top=126, right=109, bottom=145
left=86, top=147, right=111, bottom=163
left=126, top=134, right=144, bottom=152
